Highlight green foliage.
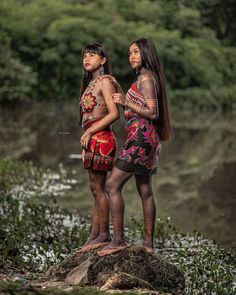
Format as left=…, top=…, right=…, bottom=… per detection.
left=0, top=0, right=235, bottom=108
left=0, top=160, right=235, bottom=294
left=169, top=85, right=236, bottom=110
left=0, top=160, right=90, bottom=272
left=127, top=217, right=236, bottom=295
left=0, top=281, right=110, bottom=295
left=0, top=43, right=37, bottom=102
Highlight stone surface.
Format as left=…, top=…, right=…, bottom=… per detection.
left=65, top=257, right=92, bottom=285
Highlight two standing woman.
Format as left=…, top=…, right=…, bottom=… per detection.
left=79, top=38, right=170, bottom=255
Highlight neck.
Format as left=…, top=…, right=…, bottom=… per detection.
left=140, top=67, right=149, bottom=74
left=92, top=68, right=102, bottom=80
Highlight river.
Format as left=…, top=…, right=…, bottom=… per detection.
left=0, top=101, right=235, bottom=252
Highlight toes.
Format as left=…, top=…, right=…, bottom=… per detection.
left=97, top=245, right=128, bottom=256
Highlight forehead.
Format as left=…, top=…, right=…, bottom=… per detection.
left=83, top=49, right=101, bottom=56
left=129, top=43, right=139, bottom=52
left=83, top=50, right=96, bottom=54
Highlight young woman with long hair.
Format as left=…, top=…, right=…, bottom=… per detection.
left=78, top=42, right=119, bottom=253
left=98, top=38, right=171, bottom=256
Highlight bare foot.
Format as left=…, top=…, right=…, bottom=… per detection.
left=89, top=233, right=111, bottom=245
left=97, top=241, right=128, bottom=256
left=77, top=242, right=110, bottom=254
left=76, top=233, right=111, bottom=254
left=142, top=242, right=154, bottom=254
left=135, top=243, right=155, bottom=254
left=143, top=246, right=154, bottom=254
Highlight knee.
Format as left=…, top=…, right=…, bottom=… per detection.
left=90, top=182, right=102, bottom=198
left=137, top=186, right=153, bottom=200
left=89, top=182, right=96, bottom=197
left=105, top=178, right=112, bottom=196
left=105, top=177, right=118, bottom=197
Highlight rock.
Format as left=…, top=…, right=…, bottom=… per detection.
left=47, top=246, right=185, bottom=294
left=100, top=272, right=154, bottom=291
left=65, top=257, right=92, bottom=285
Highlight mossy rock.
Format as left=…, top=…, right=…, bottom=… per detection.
left=47, top=246, right=185, bottom=294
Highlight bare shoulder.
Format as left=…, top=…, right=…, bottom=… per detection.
left=140, top=71, right=154, bottom=81
left=99, top=75, right=113, bottom=87
left=100, top=74, right=114, bottom=82
left=138, top=71, right=154, bottom=92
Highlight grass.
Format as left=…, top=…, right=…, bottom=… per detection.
left=0, top=160, right=235, bottom=294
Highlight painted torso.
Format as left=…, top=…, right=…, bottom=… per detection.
left=81, top=76, right=108, bottom=127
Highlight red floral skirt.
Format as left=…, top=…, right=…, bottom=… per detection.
left=82, top=120, right=116, bottom=171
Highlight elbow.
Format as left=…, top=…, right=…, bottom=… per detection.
left=150, top=112, right=158, bottom=120
left=112, top=111, right=120, bottom=121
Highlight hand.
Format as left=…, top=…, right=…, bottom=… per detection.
left=80, top=129, right=92, bottom=149
left=112, top=93, right=126, bottom=106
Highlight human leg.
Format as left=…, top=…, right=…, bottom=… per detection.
left=78, top=170, right=110, bottom=253
left=135, top=174, right=156, bottom=252
left=98, top=167, right=132, bottom=256
left=88, top=170, right=111, bottom=242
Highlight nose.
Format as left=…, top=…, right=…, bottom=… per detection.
left=83, top=55, right=90, bottom=62
left=129, top=53, right=135, bottom=60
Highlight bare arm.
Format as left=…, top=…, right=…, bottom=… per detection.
left=112, top=76, right=158, bottom=120
left=80, top=78, right=119, bottom=149
left=126, top=77, right=158, bottom=120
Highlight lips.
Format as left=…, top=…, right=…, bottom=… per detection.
left=84, top=63, right=91, bottom=67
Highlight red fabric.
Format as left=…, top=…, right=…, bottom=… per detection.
left=82, top=120, right=116, bottom=171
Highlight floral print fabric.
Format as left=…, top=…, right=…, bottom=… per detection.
left=82, top=119, right=116, bottom=171
left=115, top=116, right=160, bottom=175
left=115, top=80, right=161, bottom=175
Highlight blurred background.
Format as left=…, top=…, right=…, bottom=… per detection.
left=0, top=0, right=235, bottom=251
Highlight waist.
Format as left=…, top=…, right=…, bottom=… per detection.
left=125, top=115, right=156, bottom=126
left=83, top=118, right=111, bottom=132
left=83, top=116, right=102, bottom=128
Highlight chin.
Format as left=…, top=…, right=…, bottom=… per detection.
left=131, top=65, right=137, bottom=70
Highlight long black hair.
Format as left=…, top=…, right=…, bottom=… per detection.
left=80, top=43, right=112, bottom=97
left=131, top=38, right=171, bottom=141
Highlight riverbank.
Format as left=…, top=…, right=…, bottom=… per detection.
left=0, top=160, right=235, bottom=294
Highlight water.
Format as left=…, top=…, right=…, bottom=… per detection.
left=0, top=101, right=235, bottom=251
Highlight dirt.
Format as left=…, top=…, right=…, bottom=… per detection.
left=47, top=245, right=185, bottom=294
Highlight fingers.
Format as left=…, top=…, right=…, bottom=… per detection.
left=80, top=138, right=89, bottom=149
left=112, top=93, right=121, bottom=103
left=112, top=93, right=125, bottom=105
left=80, top=140, right=88, bottom=149
left=112, top=92, right=120, bottom=98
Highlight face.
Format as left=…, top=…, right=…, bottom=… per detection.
left=128, top=43, right=142, bottom=70
left=83, top=51, right=106, bottom=72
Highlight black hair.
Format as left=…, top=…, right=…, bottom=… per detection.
left=80, top=43, right=112, bottom=97
left=130, top=38, right=171, bottom=141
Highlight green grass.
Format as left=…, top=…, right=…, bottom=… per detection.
left=0, top=160, right=235, bottom=294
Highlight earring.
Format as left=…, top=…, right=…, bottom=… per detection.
left=135, top=69, right=139, bottom=75
left=100, top=65, right=104, bottom=75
